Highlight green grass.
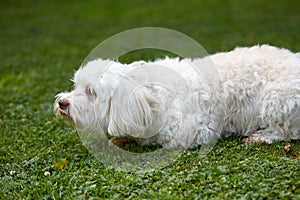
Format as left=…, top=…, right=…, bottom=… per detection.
left=1, top=0, right=300, bottom=199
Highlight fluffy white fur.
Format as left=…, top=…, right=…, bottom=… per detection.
left=55, top=45, right=300, bottom=148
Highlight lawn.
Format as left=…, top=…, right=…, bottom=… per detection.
left=1, top=0, right=300, bottom=199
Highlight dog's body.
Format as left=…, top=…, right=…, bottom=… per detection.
left=55, top=45, right=300, bottom=148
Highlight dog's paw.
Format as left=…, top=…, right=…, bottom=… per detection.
left=108, top=137, right=135, bottom=147
left=242, top=133, right=272, bottom=144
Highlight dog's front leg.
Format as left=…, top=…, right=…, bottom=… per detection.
left=108, top=137, right=136, bottom=147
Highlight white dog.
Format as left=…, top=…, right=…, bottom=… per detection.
left=54, top=45, right=300, bottom=149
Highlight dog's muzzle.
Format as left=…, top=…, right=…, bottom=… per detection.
left=56, top=98, right=74, bottom=124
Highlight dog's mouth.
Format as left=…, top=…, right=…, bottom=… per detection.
left=58, top=108, right=75, bottom=126
left=58, top=108, right=70, bottom=118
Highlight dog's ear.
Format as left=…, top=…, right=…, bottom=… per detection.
left=108, top=85, right=163, bottom=138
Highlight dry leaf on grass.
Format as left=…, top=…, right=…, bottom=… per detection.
left=54, top=158, right=68, bottom=170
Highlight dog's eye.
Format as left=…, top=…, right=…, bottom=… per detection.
left=86, top=87, right=97, bottom=98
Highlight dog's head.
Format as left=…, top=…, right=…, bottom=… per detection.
left=54, top=59, right=168, bottom=137
left=54, top=59, right=124, bottom=133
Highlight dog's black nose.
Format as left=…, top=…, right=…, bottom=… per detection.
left=58, top=99, right=70, bottom=110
